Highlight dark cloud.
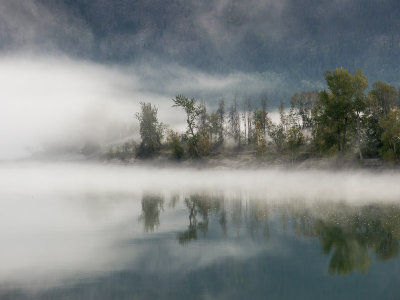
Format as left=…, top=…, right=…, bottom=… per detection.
left=1, top=0, right=400, bottom=82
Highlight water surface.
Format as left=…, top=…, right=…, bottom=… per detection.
left=1, top=162, right=400, bottom=299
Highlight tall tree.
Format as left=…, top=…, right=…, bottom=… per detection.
left=172, top=95, right=203, bottom=157
left=260, top=93, right=268, bottom=135
left=380, top=109, right=400, bottom=161
left=313, top=68, right=368, bottom=154
left=228, top=97, right=241, bottom=146
left=290, top=91, right=318, bottom=129
left=362, top=81, right=396, bottom=158
left=135, top=102, right=164, bottom=157
left=216, top=99, right=225, bottom=145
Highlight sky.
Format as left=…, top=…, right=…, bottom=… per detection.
left=1, top=0, right=399, bottom=159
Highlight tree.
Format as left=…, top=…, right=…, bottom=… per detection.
left=246, top=97, right=253, bottom=144
left=216, top=99, right=225, bottom=144
left=369, top=81, right=397, bottom=118
left=228, top=97, right=241, bottom=146
left=167, top=130, right=184, bottom=159
left=380, top=109, right=400, bottom=161
left=172, top=95, right=203, bottom=157
left=312, top=68, right=368, bottom=155
left=209, top=113, right=221, bottom=145
left=290, top=91, right=318, bottom=129
left=135, top=102, right=164, bottom=157
left=253, top=112, right=267, bottom=156
left=362, top=81, right=397, bottom=158
left=287, top=126, right=305, bottom=163
left=352, top=69, right=369, bottom=160
left=260, top=92, right=268, bottom=135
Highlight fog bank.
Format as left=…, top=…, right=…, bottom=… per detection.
left=0, top=55, right=285, bottom=160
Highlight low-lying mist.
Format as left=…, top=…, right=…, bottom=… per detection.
left=1, top=162, right=399, bottom=291
left=2, top=162, right=399, bottom=203
left=0, top=55, right=287, bottom=160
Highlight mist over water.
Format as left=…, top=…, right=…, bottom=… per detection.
left=2, top=162, right=399, bottom=202
left=1, top=162, right=400, bottom=299
left=2, top=0, right=400, bottom=298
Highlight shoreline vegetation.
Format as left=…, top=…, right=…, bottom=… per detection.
left=71, top=67, right=400, bottom=169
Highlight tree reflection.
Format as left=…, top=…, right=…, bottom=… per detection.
left=313, top=205, right=400, bottom=275
left=138, top=194, right=164, bottom=232
left=178, top=194, right=222, bottom=244
left=139, top=192, right=400, bottom=275
left=178, top=195, right=271, bottom=244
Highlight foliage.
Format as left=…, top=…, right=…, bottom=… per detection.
left=312, top=68, right=368, bottom=154
left=369, top=81, right=397, bottom=118
left=135, top=102, right=164, bottom=157
left=172, top=95, right=203, bottom=157
left=167, top=130, right=185, bottom=159
left=104, top=67, right=400, bottom=164
left=286, top=126, right=305, bottom=161
left=105, top=140, right=136, bottom=161
left=254, top=117, right=267, bottom=156
left=380, top=109, right=400, bottom=161
left=290, top=91, right=318, bottom=129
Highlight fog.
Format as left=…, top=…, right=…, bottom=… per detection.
left=2, top=162, right=399, bottom=202
left=0, top=55, right=287, bottom=160
left=2, top=1, right=400, bottom=298
left=0, top=161, right=399, bottom=291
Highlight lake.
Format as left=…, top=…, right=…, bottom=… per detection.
left=1, top=162, right=400, bottom=299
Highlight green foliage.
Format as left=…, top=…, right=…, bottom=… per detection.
left=313, top=68, right=368, bottom=154
left=135, top=102, right=164, bottom=157
left=287, top=126, right=305, bottom=161
left=228, top=99, right=241, bottom=145
left=254, top=117, right=267, bottom=156
left=172, top=95, right=203, bottom=157
left=268, top=123, right=286, bottom=152
left=209, top=112, right=222, bottom=145
left=104, top=68, right=399, bottom=163
left=380, top=109, right=400, bottom=161
left=313, top=205, right=400, bottom=275
left=105, top=140, right=136, bottom=161
left=167, top=130, right=185, bottom=159
left=290, top=91, right=318, bottom=129
left=369, top=81, right=397, bottom=118
left=197, top=131, right=211, bottom=156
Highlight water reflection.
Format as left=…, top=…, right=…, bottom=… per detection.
left=138, top=194, right=164, bottom=232
left=314, top=205, right=400, bottom=275
left=140, top=193, right=400, bottom=276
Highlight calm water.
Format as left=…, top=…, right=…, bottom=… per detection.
left=1, top=163, right=400, bottom=299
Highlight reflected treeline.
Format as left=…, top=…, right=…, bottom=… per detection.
left=178, top=194, right=223, bottom=244
left=313, top=205, right=400, bottom=275
left=138, top=193, right=400, bottom=275
left=138, top=194, right=164, bottom=232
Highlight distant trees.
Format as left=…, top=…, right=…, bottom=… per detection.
left=104, top=67, right=400, bottom=163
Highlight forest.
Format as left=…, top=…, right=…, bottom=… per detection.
left=106, top=67, right=400, bottom=164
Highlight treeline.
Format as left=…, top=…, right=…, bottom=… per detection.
left=110, top=67, right=400, bottom=163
